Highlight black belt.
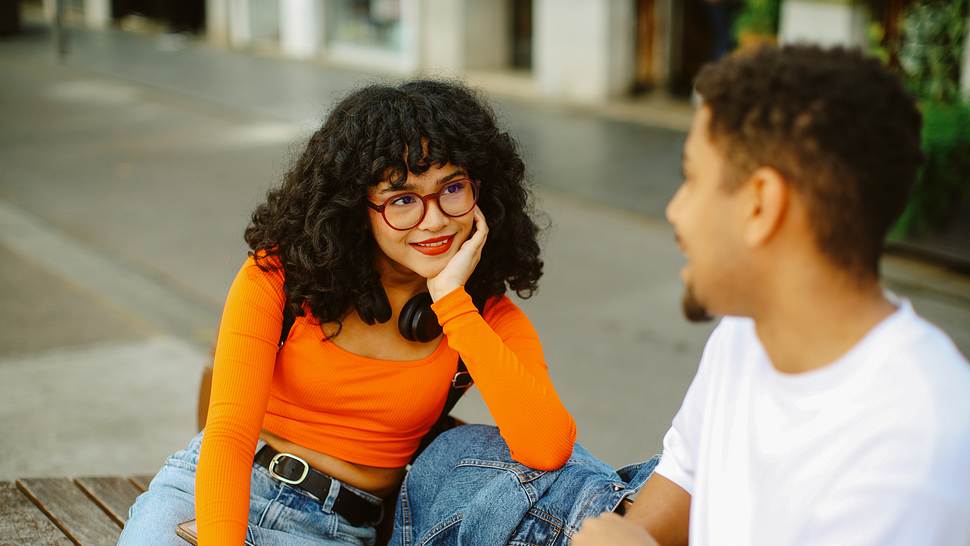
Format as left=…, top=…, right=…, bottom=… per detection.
left=254, top=444, right=383, bottom=527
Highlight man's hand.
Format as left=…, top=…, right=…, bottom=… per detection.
left=572, top=513, right=660, bottom=546
left=623, top=473, right=691, bottom=546
left=427, top=207, right=488, bottom=301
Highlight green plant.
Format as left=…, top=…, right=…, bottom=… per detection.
left=899, top=0, right=969, bottom=103
left=892, top=100, right=970, bottom=237
left=889, top=0, right=970, bottom=237
left=733, top=0, right=782, bottom=38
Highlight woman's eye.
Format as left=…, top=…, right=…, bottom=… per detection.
left=444, top=181, right=465, bottom=194
left=391, top=195, right=416, bottom=206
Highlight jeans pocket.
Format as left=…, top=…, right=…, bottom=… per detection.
left=508, top=507, right=563, bottom=546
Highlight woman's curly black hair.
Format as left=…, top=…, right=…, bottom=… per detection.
left=244, top=80, right=543, bottom=335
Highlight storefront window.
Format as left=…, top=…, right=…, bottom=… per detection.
left=330, top=0, right=403, bottom=53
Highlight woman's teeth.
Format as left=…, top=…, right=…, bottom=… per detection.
left=416, top=239, right=449, bottom=247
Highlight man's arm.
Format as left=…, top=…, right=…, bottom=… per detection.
left=579, top=319, right=727, bottom=545
left=573, top=513, right=660, bottom=546
left=623, top=473, right=691, bottom=546
left=573, top=473, right=690, bottom=546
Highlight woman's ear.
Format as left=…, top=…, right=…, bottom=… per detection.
left=743, top=166, right=788, bottom=248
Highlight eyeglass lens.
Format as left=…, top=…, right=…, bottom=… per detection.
left=384, top=179, right=477, bottom=229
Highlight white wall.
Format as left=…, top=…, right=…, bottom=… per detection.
left=83, top=0, right=111, bottom=29
left=534, top=0, right=635, bottom=102
left=418, top=0, right=509, bottom=75
left=419, top=0, right=464, bottom=75
left=779, top=0, right=869, bottom=49
left=206, top=0, right=230, bottom=45
left=280, top=0, right=326, bottom=59
left=463, top=0, right=510, bottom=70
left=227, top=0, right=280, bottom=49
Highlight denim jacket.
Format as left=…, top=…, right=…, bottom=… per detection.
left=390, top=425, right=659, bottom=546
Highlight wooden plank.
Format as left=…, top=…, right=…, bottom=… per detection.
left=17, top=478, right=120, bottom=546
left=0, top=481, right=73, bottom=546
left=128, top=474, right=154, bottom=492
left=74, top=477, right=142, bottom=527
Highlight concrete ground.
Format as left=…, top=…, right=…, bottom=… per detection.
left=2, top=24, right=969, bottom=480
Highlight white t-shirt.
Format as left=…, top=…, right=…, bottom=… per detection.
left=654, top=299, right=970, bottom=546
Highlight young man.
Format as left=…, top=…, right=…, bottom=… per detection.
left=573, top=45, right=970, bottom=545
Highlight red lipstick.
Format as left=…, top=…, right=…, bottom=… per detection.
left=410, top=234, right=455, bottom=256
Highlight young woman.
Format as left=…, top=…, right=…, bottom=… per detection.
left=119, top=80, right=576, bottom=546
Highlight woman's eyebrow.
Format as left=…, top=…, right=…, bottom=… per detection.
left=435, top=170, right=467, bottom=185
left=379, top=170, right=467, bottom=194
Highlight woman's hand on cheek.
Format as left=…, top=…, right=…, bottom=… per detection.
left=427, top=207, right=488, bottom=301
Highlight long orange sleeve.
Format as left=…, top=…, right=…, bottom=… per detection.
left=432, top=287, right=577, bottom=470
left=195, top=260, right=283, bottom=546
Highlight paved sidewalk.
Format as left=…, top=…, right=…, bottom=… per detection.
left=2, top=24, right=968, bottom=480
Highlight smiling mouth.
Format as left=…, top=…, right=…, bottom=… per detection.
left=410, top=234, right=456, bottom=255
left=414, top=235, right=453, bottom=246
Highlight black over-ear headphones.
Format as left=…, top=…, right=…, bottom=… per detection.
left=398, top=292, right=442, bottom=343
left=358, top=283, right=442, bottom=343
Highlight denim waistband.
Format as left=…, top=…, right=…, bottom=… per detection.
left=252, top=437, right=384, bottom=513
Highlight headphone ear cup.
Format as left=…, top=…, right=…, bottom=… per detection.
left=397, top=295, right=418, bottom=338
left=398, top=292, right=442, bottom=342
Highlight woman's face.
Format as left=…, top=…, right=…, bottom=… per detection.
left=367, top=163, right=477, bottom=280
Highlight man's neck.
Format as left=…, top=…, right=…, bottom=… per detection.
left=752, top=274, right=897, bottom=375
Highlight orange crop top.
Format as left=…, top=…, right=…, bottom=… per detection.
left=195, top=256, right=577, bottom=544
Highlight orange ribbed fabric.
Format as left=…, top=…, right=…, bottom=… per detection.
left=195, top=256, right=576, bottom=545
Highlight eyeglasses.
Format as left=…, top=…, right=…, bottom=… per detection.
left=367, top=178, right=480, bottom=231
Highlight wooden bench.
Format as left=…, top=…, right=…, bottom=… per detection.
left=1, top=474, right=395, bottom=545
left=0, top=475, right=153, bottom=545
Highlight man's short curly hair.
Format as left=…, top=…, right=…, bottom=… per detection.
left=695, top=45, right=923, bottom=279
left=244, top=80, right=542, bottom=333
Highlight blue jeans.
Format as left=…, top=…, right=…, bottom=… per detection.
left=118, top=432, right=381, bottom=546
left=389, top=425, right=659, bottom=546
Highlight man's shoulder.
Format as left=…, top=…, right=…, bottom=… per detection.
left=858, top=307, right=970, bottom=465
left=880, top=306, right=970, bottom=393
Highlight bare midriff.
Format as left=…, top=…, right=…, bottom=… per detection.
left=259, top=429, right=406, bottom=499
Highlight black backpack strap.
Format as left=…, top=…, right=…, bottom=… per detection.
left=441, top=358, right=473, bottom=418
left=411, top=356, right=474, bottom=464
left=278, top=303, right=295, bottom=349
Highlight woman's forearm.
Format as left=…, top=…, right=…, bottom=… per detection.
left=432, top=288, right=576, bottom=469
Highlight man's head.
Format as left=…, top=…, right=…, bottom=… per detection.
left=667, top=45, right=923, bottom=322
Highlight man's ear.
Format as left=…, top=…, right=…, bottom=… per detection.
left=743, top=166, right=788, bottom=247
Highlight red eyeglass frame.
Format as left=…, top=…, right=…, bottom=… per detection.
left=366, top=179, right=480, bottom=231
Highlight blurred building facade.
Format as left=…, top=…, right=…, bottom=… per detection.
left=33, top=0, right=970, bottom=103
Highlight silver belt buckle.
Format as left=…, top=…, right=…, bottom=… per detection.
left=452, top=371, right=473, bottom=388
left=268, top=452, right=310, bottom=485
